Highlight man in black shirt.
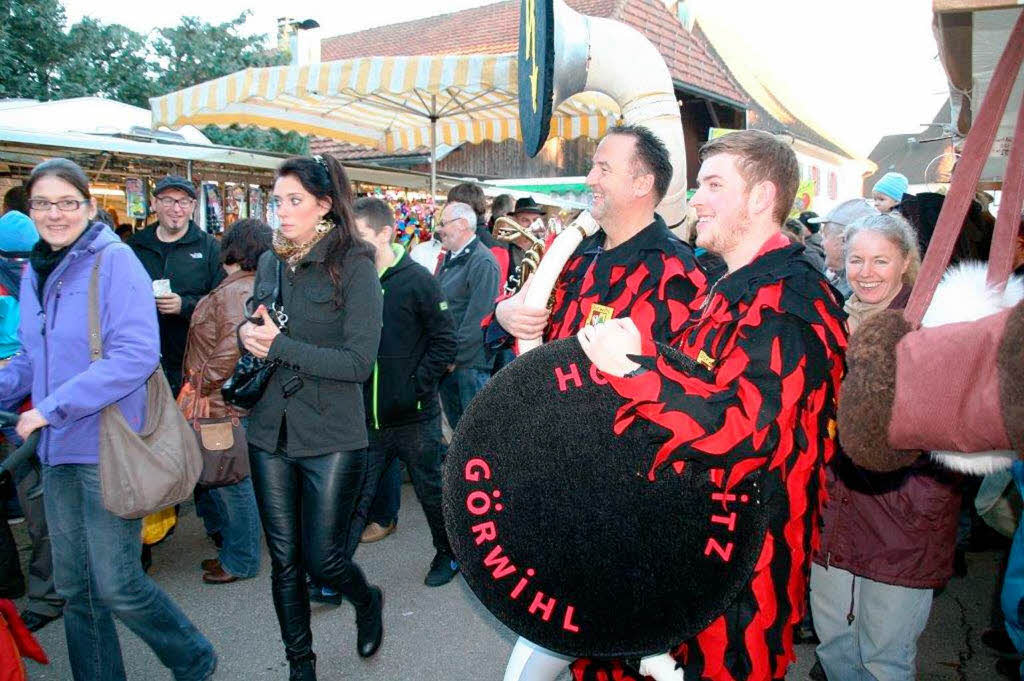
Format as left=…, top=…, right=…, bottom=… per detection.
left=128, top=176, right=225, bottom=395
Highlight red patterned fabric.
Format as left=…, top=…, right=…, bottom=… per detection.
left=0, top=598, right=48, bottom=681
left=484, top=217, right=707, bottom=349
left=572, top=243, right=847, bottom=681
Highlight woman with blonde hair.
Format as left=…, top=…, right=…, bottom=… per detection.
left=811, top=212, right=961, bottom=681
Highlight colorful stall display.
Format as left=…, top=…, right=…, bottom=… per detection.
left=224, top=184, right=248, bottom=227
left=791, top=179, right=816, bottom=218
left=201, top=182, right=224, bottom=234
left=248, top=186, right=265, bottom=224
left=124, top=177, right=147, bottom=220
left=362, top=187, right=439, bottom=249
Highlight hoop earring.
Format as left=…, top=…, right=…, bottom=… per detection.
left=315, top=217, right=331, bottom=234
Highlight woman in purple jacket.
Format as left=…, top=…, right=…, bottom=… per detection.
left=0, top=159, right=216, bottom=681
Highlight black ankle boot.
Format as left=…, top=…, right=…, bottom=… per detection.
left=355, top=586, right=383, bottom=658
left=289, top=655, right=316, bottom=681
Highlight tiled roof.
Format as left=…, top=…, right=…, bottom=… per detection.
left=321, top=0, right=747, bottom=105
left=864, top=103, right=953, bottom=186
left=321, top=2, right=520, bottom=59
left=614, top=0, right=745, bottom=105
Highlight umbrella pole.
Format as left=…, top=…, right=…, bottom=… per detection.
left=430, top=94, right=438, bottom=199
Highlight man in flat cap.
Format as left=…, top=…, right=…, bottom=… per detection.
left=129, top=176, right=225, bottom=397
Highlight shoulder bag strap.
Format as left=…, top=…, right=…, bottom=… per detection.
left=88, top=249, right=106, bottom=362
left=988, top=93, right=1024, bottom=289
left=904, top=10, right=1024, bottom=326
left=275, top=259, right=284, bottom=309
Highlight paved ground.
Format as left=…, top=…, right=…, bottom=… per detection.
left=10, top=486, right=1018, bottom=680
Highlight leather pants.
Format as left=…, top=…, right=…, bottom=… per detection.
left=249, top=445, right=373, bottom=662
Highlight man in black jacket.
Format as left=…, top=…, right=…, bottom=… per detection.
left=436, top=202, right=501, bottom=434
left=129, top=176, right=227, bottom=562
left=353, top=197, right=460, bottom=587
left=128, top=176, right=226, bottom=395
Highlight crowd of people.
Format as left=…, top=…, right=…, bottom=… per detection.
left=0, top=121, right=1019, bottom=681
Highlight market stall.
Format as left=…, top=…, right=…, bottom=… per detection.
left=0, top=99, right=475, bottom=233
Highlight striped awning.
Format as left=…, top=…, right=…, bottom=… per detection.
left=150, top=53, right=620, bottom=153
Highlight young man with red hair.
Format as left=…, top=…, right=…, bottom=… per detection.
left=578, top=129, right=848, bottom=681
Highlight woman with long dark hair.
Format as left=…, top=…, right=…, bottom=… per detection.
left=238, top=154, right=384, bottom=681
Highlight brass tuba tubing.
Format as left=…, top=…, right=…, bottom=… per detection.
left=495, top=216, right=548, bottom=295
left=512, top=0, right=687, bottom=354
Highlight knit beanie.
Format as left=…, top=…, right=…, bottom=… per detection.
left=0, top=211, right=40, bottom=253
left=873, top=172, right=909, bottom=203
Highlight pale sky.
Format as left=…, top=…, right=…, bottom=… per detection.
left=61, top=0, right=497, bottom=40
left=60, top=0, right=950, bottom=158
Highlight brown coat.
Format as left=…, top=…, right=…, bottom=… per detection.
left=818, top=284, right=963, bottom=588
left=182, top=269, right=254, bottom=418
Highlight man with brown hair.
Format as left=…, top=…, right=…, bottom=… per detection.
left=488, top=124, right=706, bottom=356
left=352, top=197, right=459, bottom=586
left=576, top=129, right=848, bottom=681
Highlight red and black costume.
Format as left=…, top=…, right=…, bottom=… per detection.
left=484, top=215, right=708, bottom=349
left=491, top=241, right=526, bottom=294
left=572, top=235, right=848, bottom=681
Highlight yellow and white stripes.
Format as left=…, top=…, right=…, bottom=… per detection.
left=150, top=53, right=619, bottom=152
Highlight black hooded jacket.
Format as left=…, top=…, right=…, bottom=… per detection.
left=363, top=246, right=457, bottom=428
left=128, top=221, right=225, bottom=389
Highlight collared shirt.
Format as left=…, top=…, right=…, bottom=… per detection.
left=446, top=235, right=477, bottom=262
left=543, top=215, right=707, bottom=345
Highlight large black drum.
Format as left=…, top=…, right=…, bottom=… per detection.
left=442, top=338, right=769, bottom=658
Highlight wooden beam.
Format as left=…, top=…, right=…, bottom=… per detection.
left=704, top=99, right=721, bottom=128
left=933, top=0, right=1022, bottom=13
left=934, top=11, right=974, bottom=133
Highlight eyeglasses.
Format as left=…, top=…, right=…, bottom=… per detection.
left=155, top=197, right=195, bottom=209
left=437, top=218, right=465, bottom=229
left=28, top=199, right=89, bottom=212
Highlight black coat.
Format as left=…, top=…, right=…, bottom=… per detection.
left=363, top=248, right=456, bottom=429
left=475, top=216, right=499, bottom=248
left=246, top=241, right=383, bottom=457
left=128, top=221, right=225, bottom=389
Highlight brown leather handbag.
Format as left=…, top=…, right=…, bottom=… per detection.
left=88, top=249, right=203, bottom=519
left=193, top=415, right=249, bottom=488
left=178, top=302, right=252, bottom=489
left=839, top=13, right=1024, bottom=472
left=179, top=379, right=251, bottom=488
